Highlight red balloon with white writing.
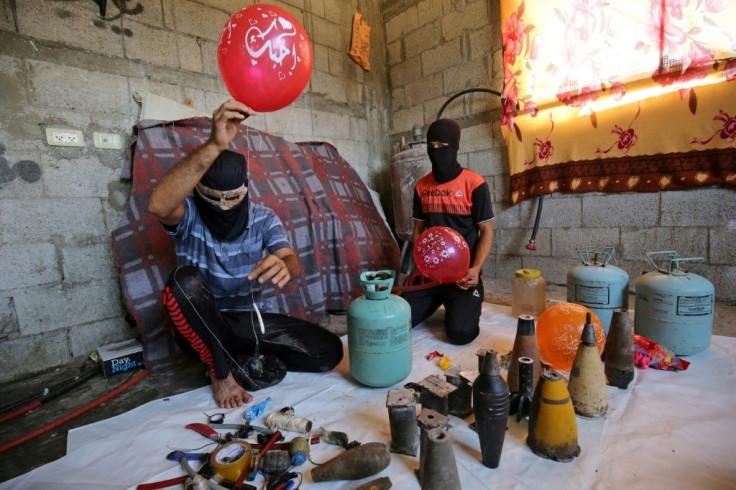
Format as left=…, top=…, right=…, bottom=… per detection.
left=413, top=226, right=471, bottom=284
left=218, top=4, right=313, bottom=112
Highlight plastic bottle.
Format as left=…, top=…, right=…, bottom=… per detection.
left=511, top=269, right=546, bottom=318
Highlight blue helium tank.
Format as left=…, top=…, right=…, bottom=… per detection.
left=348, top=270, right=412, bottom=387
left=635, top=251, right=714, bottom=355
left=567, top=246, right=629, bottom=334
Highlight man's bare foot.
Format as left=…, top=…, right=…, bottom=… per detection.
left=211, top=372, right=252, bottom=408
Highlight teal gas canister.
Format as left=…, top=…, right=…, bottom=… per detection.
left=567, top=246, right=629, bottom=334
left=348, top=270, right=412, bottom=387
left=634, top=251, right=714, bottom=355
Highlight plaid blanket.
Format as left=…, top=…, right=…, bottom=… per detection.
left=112, top=118, right=399, bottom=373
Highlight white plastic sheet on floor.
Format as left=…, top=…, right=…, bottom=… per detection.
left=4, top=303, right=736, bottom=490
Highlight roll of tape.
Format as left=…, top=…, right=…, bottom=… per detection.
left=210, top=441, right=252, bottom=483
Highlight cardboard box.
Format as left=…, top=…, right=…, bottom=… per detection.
left=97, top=339, right=144, bottom=377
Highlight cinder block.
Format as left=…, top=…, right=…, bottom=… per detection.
left=0, top=0, right=14, bottom=31
left=405, top=22, right=441, bottom=60
left=535, top=196, right=582, bottom=228
left=496, top=227, right=551, bottom=256
left=467, top=148, right=504, bottom=177
left=441, top=0, right=489, bottom=40
left=421, top=37, right=462, bottom=76
left=172, top=0, right=229, bottom=41
left=0, top=329, right=70, bottom=383
left=29, top=60, right=130, bottom=115
left=1, top=296, right=19, bottom=337
left=551, top=227, right=620, bottom=259
left=484, top=255, right=522, bottom=281
left=123, top=20, right=178, bottom=68
left=426, top=95, right=463, bottom=122
left=418, top=0, right=444, bottom=25
left=710, top=227, right=736, bottom=265
left=697, top=264, right=736, bottom=303
left=310, top=70, right=350, bottom=105
left=14, top=278, right=124, bottom=336
left=582, top=193, right=659, bottom=228
left=391, top=106, right=425, bottom=134
left=69, top=317, right=135, bottom=359
left=468, top=25, right=496, bottom=60
left=196, top=0, right=250, bottom=14
left=42, top=154, right=119, bottom=198
left=621, top=227, right=707, bottom=262
left=405, top=73, right=443, bottom=107
left=16, top=2, right=124, bottom=57
left=312, top=111, right=351, bottom=140
left=327, top=47, right=350, bottom=79
left=443, top=61, right=490, bottom=96
left=385, top=6, right=419, bottom=44
left=322, top=0, right=352, bottom=25
left=0, top=198, right=106, bottom=244
left=492, top=201, right=521, bottom=229
left=310, top=16, right=345, bottom=52
left=387, top=40, right=403, bottom=67
left=349, top=116, right=369, bottom=141
left=661, top=189, right=736, bottom=227
left=199, top=39, right=219, bottom=77
left=0, top=55, right=27, bottom=111
left=459, top=123, right=494, bottom=152
left=266, top=107, right=314, bottom=138
left=310, top=0, right=325, bottom=18
left=62, top=241, right=117, bottom=283
left=0, top=243, right=60, bottom=291
left=390, top=55, right=423, bottom=88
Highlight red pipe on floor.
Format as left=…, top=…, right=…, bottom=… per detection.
left=0, top=401, right=42, bottom=425
left=0, top=369, right=150, bottom=453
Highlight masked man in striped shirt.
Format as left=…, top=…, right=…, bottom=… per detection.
left=149, top=100, right=343, bottom=408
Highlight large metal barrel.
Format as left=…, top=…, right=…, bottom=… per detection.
left=389, top=142, right=431, bottom=242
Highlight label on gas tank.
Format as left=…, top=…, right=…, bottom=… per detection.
left=574, top=284, right=610, bottom=305
left=676, top=295, right=713, bottom=316
left=358, top=325, right=409, bottom=347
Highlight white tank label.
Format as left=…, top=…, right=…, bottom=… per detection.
left=574, top=284, right=610, bottom=305
left=676, top=295, right=713, bottom=316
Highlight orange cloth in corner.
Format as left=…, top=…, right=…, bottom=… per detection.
left=349, top=12, right=371, bottom=72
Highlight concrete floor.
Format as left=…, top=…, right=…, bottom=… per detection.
left=1, top=277, right=734, bottom=482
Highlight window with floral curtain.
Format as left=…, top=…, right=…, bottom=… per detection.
left=500, top=0, right=736, bottom=205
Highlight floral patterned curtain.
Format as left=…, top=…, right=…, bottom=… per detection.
left=500, top=0, right=736, bottom=205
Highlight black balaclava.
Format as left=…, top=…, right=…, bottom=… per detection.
left=193, top=149, right=249, bottom=241
left=427, top=119, right=463, bottom=183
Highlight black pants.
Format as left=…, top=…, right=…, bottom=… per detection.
left=401, top=280, right=484, bottom=345
left=163, top=266, right=343, bottom=379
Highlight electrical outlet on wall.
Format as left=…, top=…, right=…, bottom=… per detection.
left=93, top=132, right=123, bottom=150
left=45, top=128, right=85, bottom=147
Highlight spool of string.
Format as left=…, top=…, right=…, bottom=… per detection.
left=265, top=409, right=313, bottom=433
left=288, top=437, right=310, bottom=466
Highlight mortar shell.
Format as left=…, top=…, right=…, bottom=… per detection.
left=568, top=324, right=608, bottom=417
left=604, top=310, right=635, bottom=389
left=527, top=371, right=581, bottom=462
left=507, top=315, right=542, bottom=393
left=420, top=428, right=461, bottom=490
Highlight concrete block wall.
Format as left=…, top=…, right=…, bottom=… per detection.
left=382, top=0, right=736, bottom=303
left=0, top=0, right=389, bottom=381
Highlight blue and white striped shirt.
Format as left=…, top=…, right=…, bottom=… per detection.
left=167, top=198, right=292, bottom=312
